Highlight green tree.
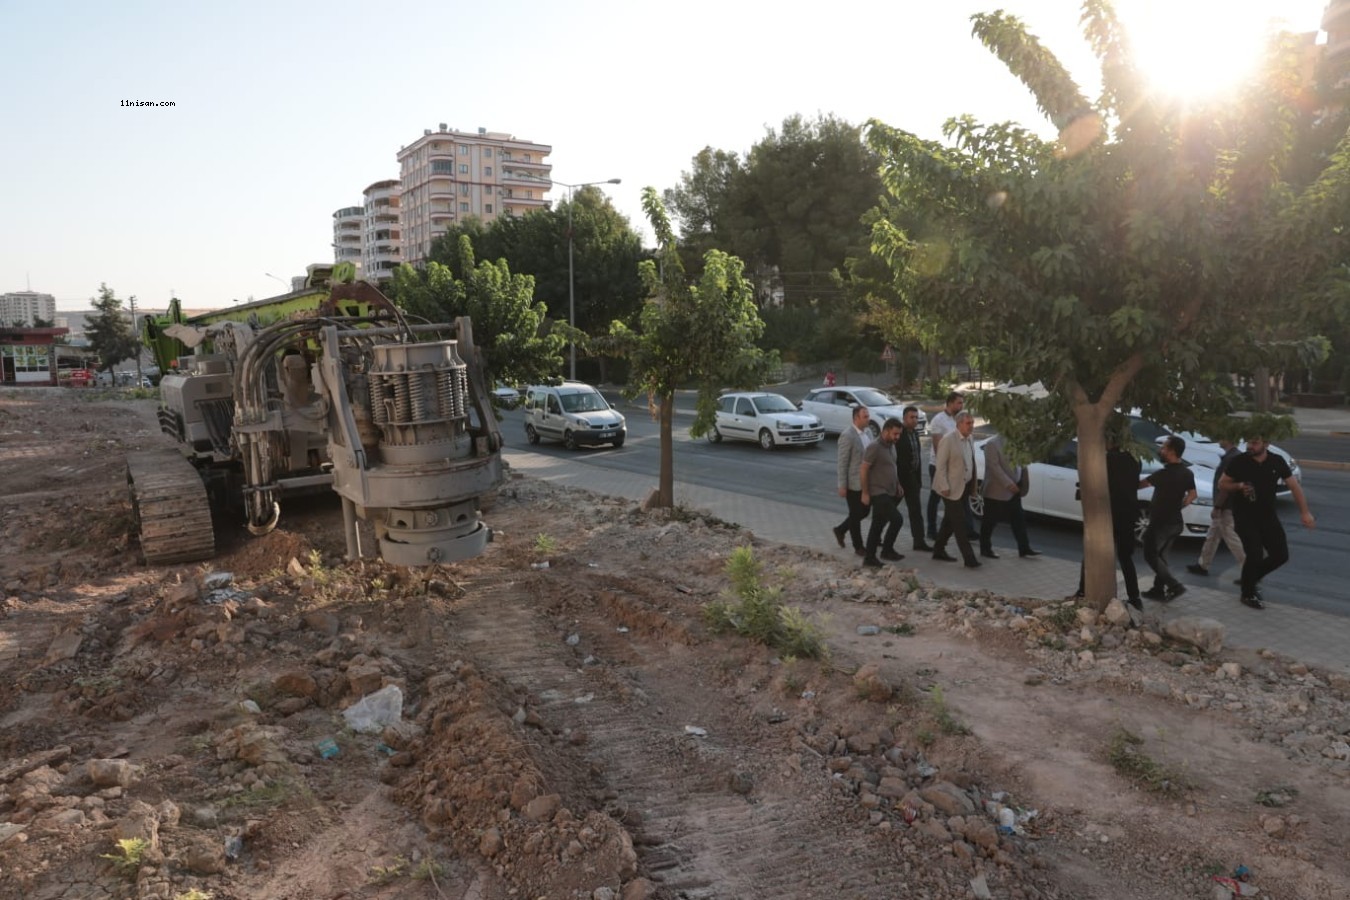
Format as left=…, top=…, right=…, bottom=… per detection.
left=85, top=284, right=139, bottom=376
left=428, top=189, right=646, bottom=380
left=867, top=2, right=1347, bottom=609
left=608, top=189, right=776, bottom=508
left=388, top=237, right=566, bottom=388
left=665, top=115, right=883, bottom=311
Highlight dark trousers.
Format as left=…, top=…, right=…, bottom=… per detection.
left=900, top=472, right=925, bottom=547
left=864, top=493, right=903, bottom=560
left=1077, top=517, right=1140, bottom=602
left=1234, top=512, right=1289, bottom=596
left=934, top=488, right=977, bottom=564
left=927, top=464, right=976, bottom=537
left=979, top=496, right=1033, bottom=553
left=1143, top=519, right=1184, bottom=591
left=837, top=489, right=871, bottom=552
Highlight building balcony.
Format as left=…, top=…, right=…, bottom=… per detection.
left=503, top=170, right=550, bottom=187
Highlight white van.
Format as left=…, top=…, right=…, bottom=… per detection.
left=523, top=382, right=626, bottom=449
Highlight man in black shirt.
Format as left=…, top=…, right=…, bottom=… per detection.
left=1219, top=434, right=1316, bottom=609
left=894, top=407, right=932, bottom=552
left=1139, top=436, right=1196, bottom=601
left=1075, top=437, right=1143, bottom=618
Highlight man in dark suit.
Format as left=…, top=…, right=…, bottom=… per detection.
left=894, top=406, right=932, bottom=552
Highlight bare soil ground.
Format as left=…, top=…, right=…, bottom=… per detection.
left=2, top=387, right=1349, bottom=900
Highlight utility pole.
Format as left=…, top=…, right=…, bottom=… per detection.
left=130, top=294, right=143, bottom=387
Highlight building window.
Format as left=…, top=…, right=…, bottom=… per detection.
left=432, top=160, right=453, bottom=174
left=526, top=190, right=533, bottom=199
left=483, top=148, right=492, bottom=158
left=459, top=202, right=470, bottom=212
left=484, top=166, right=492, bottom=176
left=459, top=145, right=469, bottom=155
left=460, top=184, right=469, bottom=195
left=523, top=154, right=531, bottom=162
left=485, top=203, right=493, bottom=214
left=459, top=164, right=468, bottom=174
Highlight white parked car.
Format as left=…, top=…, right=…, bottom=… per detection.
left=1129, top=415, right=1301, bottom=490
left=798, top=386, right=927, bottom=439
left=491, top=383, right=522, bottom=408
left=709, top=392, right=824, bottom=450
left=969, top=435, right=1214, bottom=540
left=523, top=382, right=626, bottom=449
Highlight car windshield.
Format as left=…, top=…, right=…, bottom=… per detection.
left=752, top=394, right=797, bottom=414
left=854, top=389, right=894, bottom=407
left=560, top=390, right=608, bottom=413
left=1128, top=416, right=1171, bottom=444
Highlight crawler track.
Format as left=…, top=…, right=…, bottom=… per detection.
left=126, top=449, right=216, bottom=564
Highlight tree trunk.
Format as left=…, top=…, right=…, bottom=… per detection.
left=1253, top=365, right=1272, bottom=412
left=1074, top=402, right=1118, bottom=612
left=657, top=393, right=674, bottom=508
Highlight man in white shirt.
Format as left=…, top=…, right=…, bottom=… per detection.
left=925, top=391, right=964, bottom=541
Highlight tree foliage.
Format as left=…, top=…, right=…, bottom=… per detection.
left=607, top=188, right=777, bottom=507
left=867, top=2, right=1349, bottom=608
left=388, top=237, right=566, bottom=388
left=85, top=284, right=140, bottom=373
left=664, top=114, right=883, bottom=310
left=426, top=188, right=646, bottom=378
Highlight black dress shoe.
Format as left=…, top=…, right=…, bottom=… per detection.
left=862, top=557, right=883, bottom=569
left=964, top=559, right=983, bottom=568
left=880, top=549, right=905, bottom=562
left=832, top=525, right=847, bottom=548
left=980, top=549, right=1000, bottom=559
left=932, top=550, right=957, bottom=562
left=1240, top=592, right=1265, bottom=610
left=1019, top=549, right=1041, bottom=558
left=855, top=548, right=866, bottom=557
left=914, top=542, right=934, bottom=552
left=1141, top=587, right=1167, bottom=600
left=1186, top=563, right=1209, bottom=576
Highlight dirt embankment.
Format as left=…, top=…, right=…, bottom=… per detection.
left=1, top=388, right=1348, bottom=900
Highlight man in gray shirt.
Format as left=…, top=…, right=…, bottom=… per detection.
left=860, top=417, right=906, bottom=568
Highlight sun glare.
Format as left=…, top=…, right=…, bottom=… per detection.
left=1116, top=1, right=1323, bottom=102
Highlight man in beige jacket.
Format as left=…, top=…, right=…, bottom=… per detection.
left=931, top=412, right=980, bottom=567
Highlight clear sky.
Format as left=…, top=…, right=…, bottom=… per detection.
left=0, top=0, right=1331, bottom=311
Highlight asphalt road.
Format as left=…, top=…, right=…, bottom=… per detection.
left=501, top=404, right=1350, bottom=618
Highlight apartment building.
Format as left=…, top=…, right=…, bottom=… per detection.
left=1, top=291, right=56, bottom=326
left=362, top=179, right=402, bottom=282
left=1326, top=0, right=1350, bottom=86
left=396, top=124, right=552, bottom=265
left=332, top=206, right=363, bottom=268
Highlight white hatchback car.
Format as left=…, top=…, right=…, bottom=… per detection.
left=798, top=386, right=927, bottom=439
left=709, top=392, right=824, bottom=450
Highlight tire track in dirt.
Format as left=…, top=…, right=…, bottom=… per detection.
left=446, top=577, right=951, bottom=899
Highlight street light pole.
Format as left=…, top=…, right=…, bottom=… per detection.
left=550, top=177, right=620, bottom=381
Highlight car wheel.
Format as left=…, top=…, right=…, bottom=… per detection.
left=707, top=425, right=723, bottom=444
left=967, top=485, right=985, bottom=519
left=564, top=430, right=578, bottom=451
left=1134, top=506, right=1150, bottom=545
left=867, top=421, right=881, bottom=439
left=612, top=434, right=625, bottom=448
left=759, top=429, right=776, bottom=451
left=525, top=424, right=540, bottom=445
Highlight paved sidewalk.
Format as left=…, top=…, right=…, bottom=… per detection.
left=505, top=447, right=1350, bottom=676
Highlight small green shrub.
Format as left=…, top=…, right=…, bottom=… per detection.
left=928, top=685, right=970, bottom=735
left=101, top=837, right=149, bottom=875
left=533, top=533, right=557, bottom=554
left=704, top=547, right=826, bottom=659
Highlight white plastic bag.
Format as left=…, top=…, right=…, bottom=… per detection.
left=342, top=684, right=403, bottom=734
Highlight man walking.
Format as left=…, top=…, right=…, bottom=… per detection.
left=833, top=405, right=872, bottom=557
left=895, top=406, right=933, bottom=552
left=1139, top=435, right=1196, bottom=601
left=978, top=434, right=1040, bottom=559
left=931, top=411, right=981, bottom=567
left=860, top=417, right=906, bottom=568
left=1219, top=433, right=1316, bottom=609
left=926, top=391, right=965, bottom=541
left=1187, top=438, right=1246, bottom=577
left=1074, top=433, right=1144, bottom=620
